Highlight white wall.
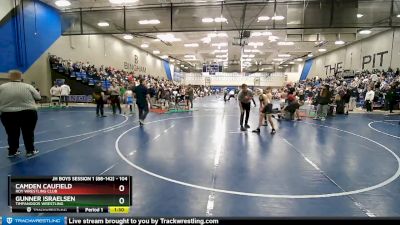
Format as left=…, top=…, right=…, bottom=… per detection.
left=0, top=0, right=14, bottom=21
left=307, top=28, right=400, bottom=79
left=183, top=73, right=287, bottom=87
left=49, top=35, right=167, bottom=78
left=285, top=64, right=303, bottom=82
left=20, top=34, right=168, bottom=97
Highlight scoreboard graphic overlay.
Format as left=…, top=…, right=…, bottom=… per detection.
left=8, top=176, right=132, bottom=213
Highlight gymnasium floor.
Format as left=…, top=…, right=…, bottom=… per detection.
left=0, top=96, right=399, bottom=217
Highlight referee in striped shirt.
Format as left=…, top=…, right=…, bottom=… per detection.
left=0, top=70, right=41, bottom=158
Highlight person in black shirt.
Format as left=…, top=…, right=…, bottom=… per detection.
left=386, top=85, right=397, bottom=114
left=93, top=82, right=106, bottom=117
left=134, top=79, right=151, bottom=126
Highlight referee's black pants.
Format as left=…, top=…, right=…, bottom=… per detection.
left=0, top=110, right=38, bottom=154
left=138, top=104, right=149, bottom=121
left=240, top=102, right=251, bottom=127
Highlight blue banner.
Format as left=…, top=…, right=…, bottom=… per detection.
left=68, top=95, right=93, bottom=103
left=2, top=217, right=65, bottom=225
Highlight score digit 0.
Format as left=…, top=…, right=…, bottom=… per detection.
left=119, top=185, right=125, bottom=192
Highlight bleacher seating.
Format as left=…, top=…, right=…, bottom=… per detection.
left=49, top=61, right=110, bottom=91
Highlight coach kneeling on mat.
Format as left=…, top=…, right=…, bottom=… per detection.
left=0, top=70, right=41, bottom=158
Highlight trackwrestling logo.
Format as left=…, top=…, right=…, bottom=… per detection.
left=1, top=217, right=65, bottom=225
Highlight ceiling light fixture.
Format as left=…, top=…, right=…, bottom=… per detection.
left=140, top=44, right=149, bottom=48
left=201, top=37, right=211, bottom=44
left=335, top=40, right=345, bottom=45
left=251, top=31, right=272, bottom=37
left=278, top=54, right=291, bottom=57
left=271, top=15, right=285, bottom=21
left=123, top=34, right=133, bottom=40
left=208, top=32, right=228, bottom=38
left=55, top=0, right=71, bottom=7
left=184, top=43, right=199, bottom=48
left=277, top=41, right=294, bottom=46
left=257, top=16, right=270, bottom=22
left=211, top=42, right=228, bottom=47
left=202, top=18, right=214, bottom=23
left=273, top=58, right=284, bottom=61
left=184, top=55, right=196, bottom=58
left=97, top=22, right=109, bottom=27
left=359, top=29, right=372, bottom=35
left=156, top=34, right=181, bottom=42
left=248, top=42, right=264, bottom=47
left=138, top=19, right=160, bottom=25
left=244, top=49, right=260, bottom=53
left=153, top=50, right=160, bottom=54
left=295, top=58, right=303, bottom=62
left=318, top=48, right=327, bottom=52
left=109, top=0, right=138, bottom=4
left=308, top=53, right=313, bottom=57
left=160, top=55, right=169, bottom=59
left=397, top=14, right=400, bottom=18
left=357, top=14, right=364, bottom=18
left=214, top=17, right=227, bottom=23
left=268, top=36, right=279, bottom=42
left=213, top=49, right=228, bottom=53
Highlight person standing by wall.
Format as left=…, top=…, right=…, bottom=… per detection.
left=342, top=85, right=351, bottom=115
left=109, top=82, right=122, bottom=115
left=60, top=82, right=71, bottom=108
left=93, top=82, right=106, bottom=117
left=134, top=79, right=151, bottom=126
left=314, top=85, right=331, bottom=121
left=238, top=84, right=254, bottom=131
left=187, top=84, right=194, bottom=109
left=0, top=70, right=41, bottom=158
left=385, top=85, right=396, bottom=114
left=365, top=86, right=375, bottom=112
left=50, top=82, right=61, bottom=106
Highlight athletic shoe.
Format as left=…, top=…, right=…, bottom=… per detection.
left=297, top=118, right=302, bottom=121
left=96, top=114, right=100, bottom=117
left=245, top=124, right=250, bottom=129
left=313, top=117, right=319, bottom=120
left=101, top=115, right=107, bottom=117
left=252, top=128, right=260, bottom=133
left=8, top=151, right=21, bottom=158
left=26, top=149, right=39, bottom=158
left=240, top=126, right=247, bottom=131
left=271, top=129, right=276, bottom=134
left=320, top=117, right=326, bottom=121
